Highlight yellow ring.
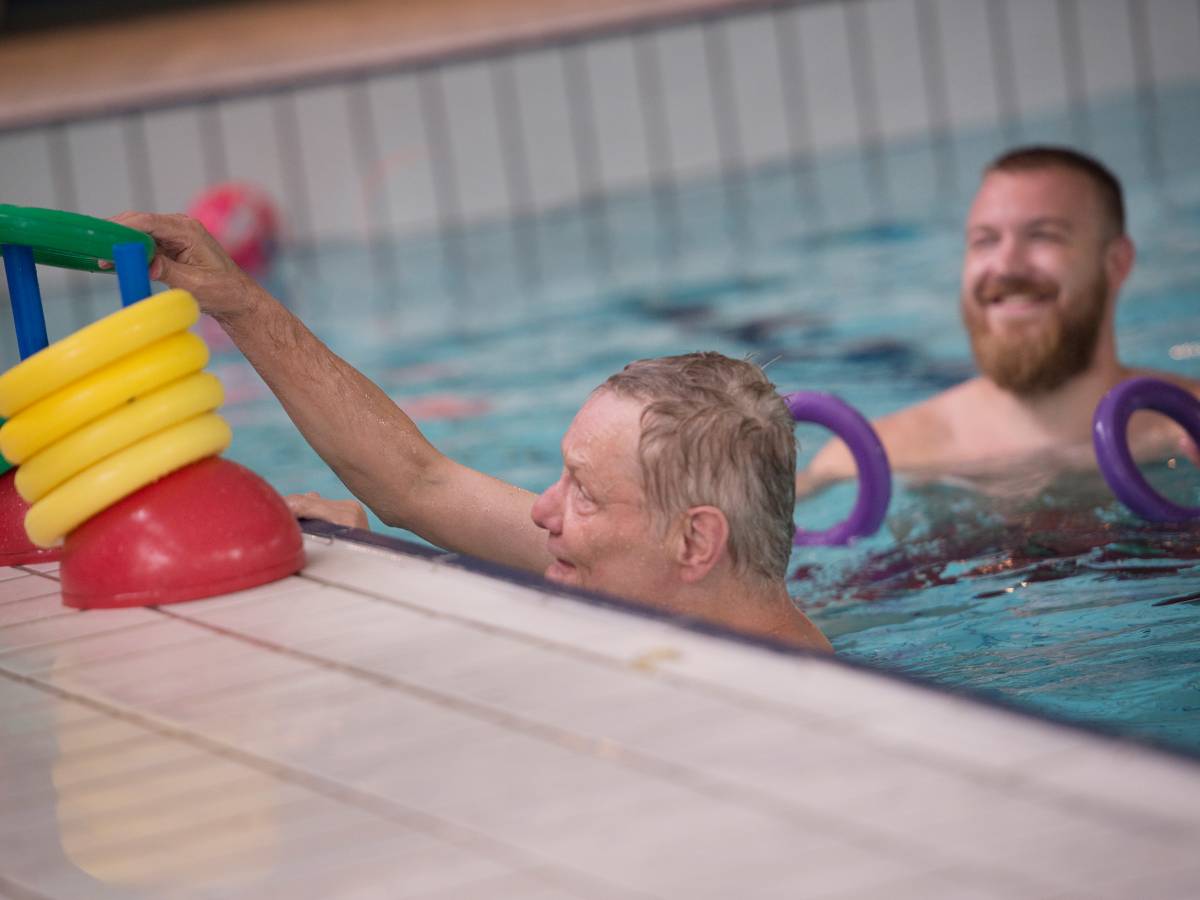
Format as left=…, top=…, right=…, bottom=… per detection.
left=15, top=372, right=225, bottom=503
left=0, top=289, right=199, bottom=419
left=0, top=331, right=209, bottom=464
left=25, top=413, right=232, bottom=548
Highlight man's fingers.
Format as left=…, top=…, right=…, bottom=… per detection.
left=347, top=504, right=370, bottom=530
left=1180, top=435, right=1200, bottom=467
left=112, top=211, right=208, bottom=257
left=148, top=253, right=198, bottom=291
left=282, top=493, right=369, bottom=530
left=284, top=493, right=318, bottom=517
left=109, top=212, right=194, bottom=271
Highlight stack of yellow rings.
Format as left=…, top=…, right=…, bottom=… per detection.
left=0, top=289, right=231, bottom=548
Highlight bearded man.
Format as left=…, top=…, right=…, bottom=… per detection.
left=800, top=145, right=1200, bottom=491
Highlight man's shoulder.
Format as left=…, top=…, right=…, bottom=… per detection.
left=1122, top=367, right=1200, bottom=449
left=799, top=380, right=975, bottom=486
left=871, top=380, right=980, bottom=462
left=1127, top=367, right=1200, bottom=398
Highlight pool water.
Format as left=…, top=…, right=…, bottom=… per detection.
left=53, top=88, right=1200, bottom=753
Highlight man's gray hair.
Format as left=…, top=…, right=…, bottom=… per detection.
left=600, top=351, right=796, bottom=582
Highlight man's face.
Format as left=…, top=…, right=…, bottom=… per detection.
left=530, top=390, right=678, bottom=602
left=961, top=167, right=1113, bottom=395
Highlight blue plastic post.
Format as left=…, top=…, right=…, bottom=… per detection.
left=1, top=244, right=50, bottom=359
left=113, top=241, right=152, bottom=306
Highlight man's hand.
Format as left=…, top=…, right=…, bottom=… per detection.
left=1180, top=434, right=1200, bottom=468
left=284, top=491, right=371, bottom=530
left=109, top=212, right=259, bottom=322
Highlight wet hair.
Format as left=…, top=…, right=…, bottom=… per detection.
left=600, top=352, right=795, bottom=583
left=986, top=145, right=1126, bottom=237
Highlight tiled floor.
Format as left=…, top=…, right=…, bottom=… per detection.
left=2, top=532, right=1199, bottom=898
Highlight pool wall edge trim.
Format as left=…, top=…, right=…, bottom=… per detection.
left=297, top=517, right=1200, bottom=768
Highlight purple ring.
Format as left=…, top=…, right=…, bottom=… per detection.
left=1093, top=376, right=1200, bottom=522
left=785, top=391, right=892, bottom=546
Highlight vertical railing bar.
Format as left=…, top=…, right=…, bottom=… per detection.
left=772, top=3, right=822, bottom=226
left=417, top=66, right=470, bottom=305
left=491, top=52, right=544, bottom=295
left=272, top=88, right=319, bottom=290
left=346, top=75, right=404, bottom=304
left=984, top=0, right=1021, bottom=146
left=633, top=29, right=682, bottom=271
left=47, top=123, right=92, bottom=330
left=47, top=124, right=79, bottom=223
left=560, top=41, right=613, bottom=283
left=1056, top=0, right=1091, bottom=148
left=914, top=0, right=958, bottom=212
left=1126, top=0, right=1164, bottom=188
left=123, top=111, right=156, bottom=213
left=701, top=16, right=751, bottom=261
left=844, top=0, right=890, bottom=221
left=198, top=99, right=230, bottom=187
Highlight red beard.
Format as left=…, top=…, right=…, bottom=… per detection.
left=963, top=271, right=1107, bottom=396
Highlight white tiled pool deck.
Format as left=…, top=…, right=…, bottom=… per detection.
left=2, top=527, right=1199, bottom=899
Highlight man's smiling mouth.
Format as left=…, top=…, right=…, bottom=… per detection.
left=990, top=292, right=1053, bottom=312
left=977, top=274, right=1058, bottom=308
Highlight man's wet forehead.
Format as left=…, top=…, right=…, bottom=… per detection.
left=560, top=394, right=644, bottom=477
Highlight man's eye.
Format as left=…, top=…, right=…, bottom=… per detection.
left=968, top=234, right=996, bottom=249
left=1031, top=230, right=1064, bottom=242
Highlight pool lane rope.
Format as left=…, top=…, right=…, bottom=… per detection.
left=0, top=289, right=231, bottom=547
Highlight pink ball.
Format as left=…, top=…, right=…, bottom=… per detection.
left=187, top=182, right=278, bottom=275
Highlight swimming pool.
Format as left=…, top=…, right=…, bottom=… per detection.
left=113, top=85, right=1200, bottom=756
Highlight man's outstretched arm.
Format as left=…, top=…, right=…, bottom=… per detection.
left=795, top=438, right=856, bottom=498
left=114, top=212, right=552, bottom=573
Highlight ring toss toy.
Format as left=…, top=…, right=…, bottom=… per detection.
left=0, top=204, right=303, bottom=607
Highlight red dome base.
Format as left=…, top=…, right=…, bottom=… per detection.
left=0, top=469, right=64, bottom=567
left=61, top=456, right=304, bottom=609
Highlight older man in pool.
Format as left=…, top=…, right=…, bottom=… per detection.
left=112, top=211, right=830, bottom=652
left=800, top=145, right=1200, bottom=492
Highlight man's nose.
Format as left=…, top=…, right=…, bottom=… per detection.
left=531, top=477, right=564, bottom=534
left=994, top=232, right=1032, bottom=275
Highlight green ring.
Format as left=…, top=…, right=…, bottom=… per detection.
left=0, top=419, right=11, bottom=477
left=0, top=205, right=154, bottom=273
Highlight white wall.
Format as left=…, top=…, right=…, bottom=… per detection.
left=1, top=0, right=1198, bottom=250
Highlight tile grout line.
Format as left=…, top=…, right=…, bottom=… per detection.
left=151, top=606, right=1137, bottom=878
left=0, top=872, right=55, bottom=900
left=293, top=569, right=1199, bottom=832
left=0, top=631, right=956, bottom=885
left=0, top=618, right=170, bottom=661
left=0, top=590, right=69, bottom=611
left=7, top=563, right=1196, bottom=840
left=0, top=662, right=656, bottom=900
left=10, top=561, right=1197, bottom=841
left=10, top=571, right=62, bottom=585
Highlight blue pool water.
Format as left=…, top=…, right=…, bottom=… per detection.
left=34, top=88, right=1200, bottom=755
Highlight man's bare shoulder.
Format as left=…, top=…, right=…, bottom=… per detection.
left=1128, top=368, right=1200, bottom=397
left=1123, top=368, right=1200, bottom=459
left=873, top=387, right=967, bottom=464
left=797, top=381, right=978, bottom=491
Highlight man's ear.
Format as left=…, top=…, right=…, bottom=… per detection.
left=1106, top=234, right=1135, bottom=289
left=675, top=506, right=730, bottom=584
